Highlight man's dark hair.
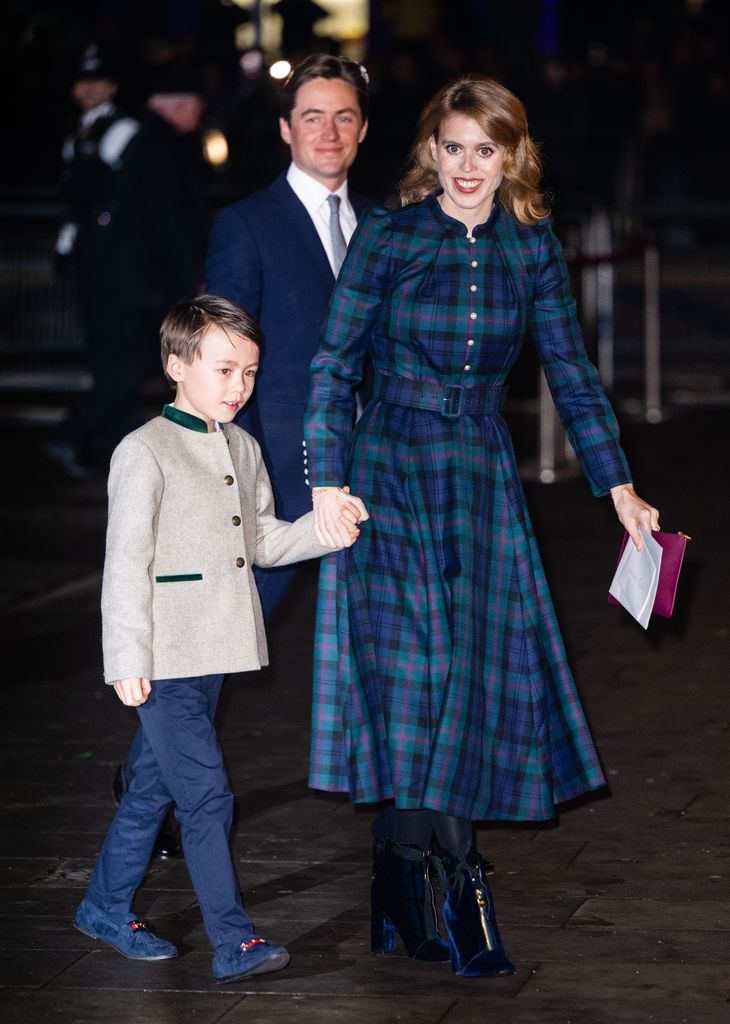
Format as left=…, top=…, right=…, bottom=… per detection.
left=161, top=294, right=263, bottom=382
left=280, top=53, right=370, bottom=123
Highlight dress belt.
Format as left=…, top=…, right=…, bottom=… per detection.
left=373, top=374, right=508, bottom=419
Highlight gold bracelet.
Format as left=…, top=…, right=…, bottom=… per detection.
left=311, top=486, right=342, bottom=499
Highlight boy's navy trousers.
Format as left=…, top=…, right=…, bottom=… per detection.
left=86, top=674, right=255, bottom=948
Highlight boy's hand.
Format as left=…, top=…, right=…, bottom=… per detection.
left=313, top=485, right=369, bottom=549
left=113, top=677, right=152, bottom=706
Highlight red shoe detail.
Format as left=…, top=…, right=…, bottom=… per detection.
left=130, top=921, right=148, bottom=932
left=240, top=937, right=266, bottom=951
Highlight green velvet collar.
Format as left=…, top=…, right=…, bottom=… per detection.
left=161, top=404, right=218, bottom=434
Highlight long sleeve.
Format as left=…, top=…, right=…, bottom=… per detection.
left=305, top=208, right=393, bottom=485
left=205, top=206, right=264, bottom=316
left=528, top=221, right=631, bottom=496
left=251, top=439, right=331, bottom=567
left=101, top=437, right=162, bottom=682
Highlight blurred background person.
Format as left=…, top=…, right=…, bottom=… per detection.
left=46, top=44, right=139, bottom=479
left=46, top=68, right=210, bottom=480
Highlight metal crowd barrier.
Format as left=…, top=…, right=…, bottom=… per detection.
left=2, top=200, right=728, bottom=481
left=0, top=201, right=85, bottom=392
left=526, top=209, right=665, bottom=483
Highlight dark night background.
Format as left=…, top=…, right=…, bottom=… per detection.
left=0, top=8, right=729, bottom=1018
left=1, top=0, right=729, bottom=417
left=2, top=0, right=730, bottom=213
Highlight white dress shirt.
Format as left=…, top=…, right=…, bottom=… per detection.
left=286, top=162, right=357, bottom=276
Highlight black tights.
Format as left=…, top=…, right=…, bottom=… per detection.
left=373, top=805, right=471, bottom=856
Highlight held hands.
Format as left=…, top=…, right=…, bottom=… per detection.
left=312, top=485, right=370, bottom=549
left=610, top=483, right=660, bottom=550
left=111, top=489, right=371, bottom=706
left=113, top=677, right=152, bottom=706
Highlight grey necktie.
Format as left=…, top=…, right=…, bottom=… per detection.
left=327, top=193, right=347, bottom=275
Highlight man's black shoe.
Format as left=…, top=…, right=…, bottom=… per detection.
left=112, top=763, right=180, bottom=859
left=153, top=822, right=180, bottom=859
left=112, top=763, right=133, bottom=805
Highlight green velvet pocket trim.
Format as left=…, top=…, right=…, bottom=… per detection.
left=155, top=574, right=203, bottom=583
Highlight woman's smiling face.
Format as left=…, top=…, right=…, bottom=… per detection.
left=429, top=113, right=506, bottom=232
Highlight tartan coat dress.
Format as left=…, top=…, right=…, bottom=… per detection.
left=304, top=194, right=632, bottom=822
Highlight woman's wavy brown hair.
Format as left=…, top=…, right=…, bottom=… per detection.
left=398, top=76, right=548, bottom=224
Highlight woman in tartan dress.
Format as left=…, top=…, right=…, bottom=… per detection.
left=305, top=77, right=659, bottom=977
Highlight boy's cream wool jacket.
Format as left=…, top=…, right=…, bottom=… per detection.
left=102, top=413, right=330, bottom=683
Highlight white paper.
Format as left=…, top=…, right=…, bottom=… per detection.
left=609, top=527, right=663, bottom=629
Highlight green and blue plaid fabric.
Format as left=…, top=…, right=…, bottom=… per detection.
left=304, top=196, right=631, bottom=820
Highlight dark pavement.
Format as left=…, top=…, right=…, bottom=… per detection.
left=1, top=405, right=728, bottom=1024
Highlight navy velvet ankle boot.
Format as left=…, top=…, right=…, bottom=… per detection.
left=434, top=848, right=515, bottom=978
left=370, top=840, right=450, bottom=962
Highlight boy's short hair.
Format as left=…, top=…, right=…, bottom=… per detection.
left=161, top=295, right=263, bottom=383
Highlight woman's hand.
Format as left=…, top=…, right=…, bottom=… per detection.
left=113, top=677, right=151, bottom=706
left=313, top=485, right=370, bottom=549
left=610, top=483, right=660, bottom=550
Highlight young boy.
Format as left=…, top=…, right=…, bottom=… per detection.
left=74, top=295, right=367, bottom=983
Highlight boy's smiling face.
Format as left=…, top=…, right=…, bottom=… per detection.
left=166, top=326, right=259, bottom=431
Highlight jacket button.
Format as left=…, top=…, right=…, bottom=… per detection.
left=235, top=557, right=245, bottom=567
left=231, top=515, right=241, bottom=526
left=224, top=475, right=234, bottom=485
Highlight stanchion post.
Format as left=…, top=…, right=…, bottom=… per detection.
left=537, top=369, right=576, bottom=484
left=643, top=244, right=662, bottom=423
left=538, top=370, right=556, bottom=483
left=582, top=208, right=615, bottom=392
left=597, top=254, right=615, bottom=392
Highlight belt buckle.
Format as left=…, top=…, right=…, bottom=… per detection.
left=442, top=383, right=465, bottom=418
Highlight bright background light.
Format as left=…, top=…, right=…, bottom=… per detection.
left=202, top=128, right=229, bottom=167
left=269, top=59, right=291, bottom=80
left=229, top=0, right=367, bottom=57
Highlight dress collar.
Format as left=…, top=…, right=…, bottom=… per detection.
left=161, top=404, right=217, bottom=434
left=426, top=192, right=500, bottom=238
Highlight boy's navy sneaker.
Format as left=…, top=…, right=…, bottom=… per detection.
left=213, top=936, right=289, bottom=983
left=74, top=897, right=177, bottom=961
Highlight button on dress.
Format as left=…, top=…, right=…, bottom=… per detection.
left=305, top=195, right=631, bottom=821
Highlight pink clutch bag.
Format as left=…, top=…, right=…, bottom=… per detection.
left=608, top=530, right=691, bottom=618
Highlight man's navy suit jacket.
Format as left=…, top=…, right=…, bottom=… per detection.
left=206, top=173, right=373, bottom=521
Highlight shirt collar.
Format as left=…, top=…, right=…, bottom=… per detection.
left=287, top=161, right=349, bottom=216
left=162, top=404, right=220, bottom=433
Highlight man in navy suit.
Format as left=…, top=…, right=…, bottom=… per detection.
left=206, top=54, right=372, bottom=619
